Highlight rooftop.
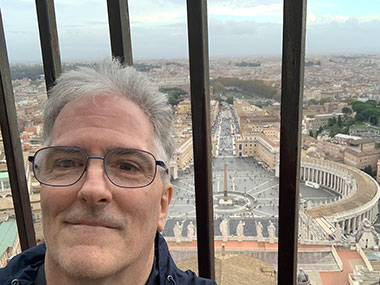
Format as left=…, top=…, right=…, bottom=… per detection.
left=0, top=218, right=18, bottom=257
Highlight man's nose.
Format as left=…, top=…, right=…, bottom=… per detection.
left=77, top=158, right=112, bottom=204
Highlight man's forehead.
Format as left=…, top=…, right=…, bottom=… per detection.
left=51, top=94, right=155, bottom=150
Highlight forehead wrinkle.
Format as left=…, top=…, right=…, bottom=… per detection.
left=51, top=95, right=157, bottom=156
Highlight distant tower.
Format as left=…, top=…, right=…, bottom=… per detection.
left=376, top=159, right=380, bottom=184
left=224, top=163, right=228, bottom=201
left=296, top=269, right=311, bottom=285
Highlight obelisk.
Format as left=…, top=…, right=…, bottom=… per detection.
left=224, top=163, right=228, bottom=201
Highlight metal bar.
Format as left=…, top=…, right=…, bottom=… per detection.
left=106, top=0, right=133, bottom=66
left=277, top=0, right=307, bottom=283
left=35, top=0, right=61, bottom=92
left=186, top=0, right=215, bottom=280
left=0, top=9, right=36, bottom=251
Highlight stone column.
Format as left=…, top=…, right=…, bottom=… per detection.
left=347, top=218, right=351, bottom=233
left=327, top=171, right=330, bottom=187
left=338, top=176, right=341, bottom=191
left=328, top=173, right=332, bottom=188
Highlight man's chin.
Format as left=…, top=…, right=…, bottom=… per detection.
left=50, top=245, right=123, bottom=280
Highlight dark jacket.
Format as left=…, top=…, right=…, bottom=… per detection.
left=0, top=232, right=216, bottom=285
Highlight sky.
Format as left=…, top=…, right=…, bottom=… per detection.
left=1, top=0, right=380, bottom=62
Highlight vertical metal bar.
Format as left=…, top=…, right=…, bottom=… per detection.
left=35, top=0, right=61, bottom=92
left=278, top=0, right=307, bottom=283
left=106, top=0, right=133, bottom=66
left=186, top=0, right=215, bottom=280
left=0, top=9, right=36, bottom=251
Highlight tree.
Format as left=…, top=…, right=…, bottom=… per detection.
left=168, top=94, right=180, bottom=106
left=337, top=115, right=342, bottom=128
left=355, top=113, right=365, bottom=122
left=367, top=100, right=377, bottom=107
left=363, top=165, right=375, bottom=177
left=328, top=117, right=337, bottom=127
left=226, top=96, right=234, bottom=105
left=316, top=126, right=323, bottom=136
left=320, top=98, right=332, bottom=105
left=211, top=77, right=278, bottom=99
left=343, top=118, right=356, bottom=127
left=212, top=81, right=226, bottom=96
left=159, top=87, right=187, bottom=106
left=308, top=99, right=318, bottom=105
left=369, top=115, right=379, bottom=126
left=342, top=107, right=352, bottom=116
left=215, top=97, right=224, bottom=104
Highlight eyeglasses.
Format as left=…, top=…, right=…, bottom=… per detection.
left=28, top=146, right=168, bottom=188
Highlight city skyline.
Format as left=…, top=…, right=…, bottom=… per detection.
left=0, top=0, right=380, bottom=62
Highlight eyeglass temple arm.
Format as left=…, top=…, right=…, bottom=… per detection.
left=156, top=161, right=168, bottom=174
left=28, top=156, right=34, bottom=163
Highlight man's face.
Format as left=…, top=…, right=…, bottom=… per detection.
left=41, top=94, right=172, bottom=280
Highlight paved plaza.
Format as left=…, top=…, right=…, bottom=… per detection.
left=165, top=156, right=341, bottom=238
left=168, top=157, right=340, bottom=220
left=165, top=108, right=341, bottom=237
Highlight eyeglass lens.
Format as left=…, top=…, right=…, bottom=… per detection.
left=33, top=147, right=157, bottom=188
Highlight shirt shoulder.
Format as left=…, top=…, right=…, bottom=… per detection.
left=156, top=233, right=216, bottom=285
left=0, top=243, right=46, bottom=284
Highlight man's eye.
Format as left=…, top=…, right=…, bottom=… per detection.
left=56, top=159, right=79, bottom=168
left=119, top=162, right=140, bottom=172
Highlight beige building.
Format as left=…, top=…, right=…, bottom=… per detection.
left=344, top=148, right=380, bottom=171
left=344, top=139, right=380, bottom=170
left=176, top=136, right=193, bottom=170
left=344, top=139, right=380, bottom=171
left=377, top=160, right=380, bottom=184
left=235, top=133, right=279, bottom=169
left=233, top=99, right=280, bottom=169
left=309, top=112, right=344, bottom=131
left=173, top=99, right=219, bottom=169
left=316, top=141, right=345, bottom=161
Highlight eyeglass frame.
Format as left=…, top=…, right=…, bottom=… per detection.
left=28, top=145, right=168, bottom=189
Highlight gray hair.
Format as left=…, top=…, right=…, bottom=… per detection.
left=43, top=60, right=175, bottom=182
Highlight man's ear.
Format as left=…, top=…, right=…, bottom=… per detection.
left=157, top=184, right=173, bottom=232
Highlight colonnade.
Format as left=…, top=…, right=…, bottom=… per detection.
left=333, top=206, right=379, bottom=234
left=301, top=158, right=380, bottom=235
left=301, top=163, right=354, bottom=198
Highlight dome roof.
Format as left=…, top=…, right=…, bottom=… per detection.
left=297, top=268, right=310, bottom=284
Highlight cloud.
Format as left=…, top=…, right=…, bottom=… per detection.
left=129, top=0, right=186, bottom=26
left=209, top=19, right=258, bottom=36
left=209, top=3, right=282, bottom=18
left=307, top=12, right=380, bottom=25
left=208, top=0, right=281, bottom=9
left=1, top=0, right=380, bottom=62
left=306, top=19, right=380, bottom=54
